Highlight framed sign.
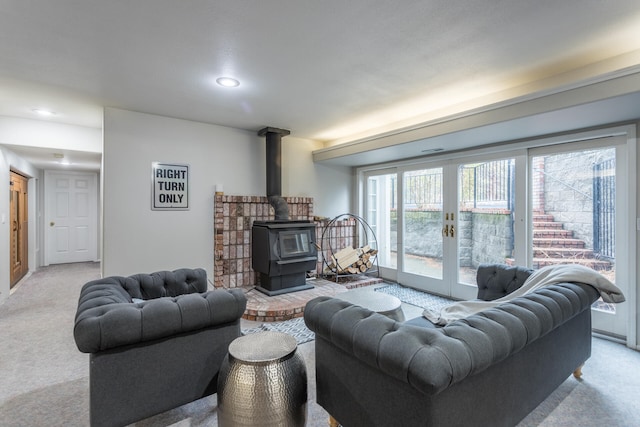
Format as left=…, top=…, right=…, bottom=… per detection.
left=151, top=162, right=189, bottom=210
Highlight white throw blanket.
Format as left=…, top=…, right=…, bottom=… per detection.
left=423, top=264, right=626, bottom=326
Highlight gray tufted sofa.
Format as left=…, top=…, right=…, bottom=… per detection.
left=74, top=268, right=247, bottom=427
left=304, top=264, right=600, bottom=427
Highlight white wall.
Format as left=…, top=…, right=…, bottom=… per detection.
left=102, top=108, right=352, bottom=280
left=102, top=108, right=261, bottom=279
left=282, top=136, right=353, bottom=219
left=0, top=116, right=101, bottom=153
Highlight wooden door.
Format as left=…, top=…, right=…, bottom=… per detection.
left=10, top=171, right=29, bottom=287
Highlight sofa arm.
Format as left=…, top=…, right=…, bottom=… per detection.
left=74, top=288, right=247, bottom=353
left=476, top=263, right=534, bottom=300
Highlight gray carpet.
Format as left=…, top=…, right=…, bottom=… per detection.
left=1, top=263, right=639, bottom=426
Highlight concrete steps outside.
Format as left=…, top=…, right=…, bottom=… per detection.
left=530, top=212, right=611, bottom=271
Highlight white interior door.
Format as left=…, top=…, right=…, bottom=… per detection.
left=45, top=171, right=98, bottom=265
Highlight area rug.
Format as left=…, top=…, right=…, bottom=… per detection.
left=375, top=283, right=455, bottom=311
left=243, top=285, right=456, bottom=344
left=243, top=317, right=315, bottom=345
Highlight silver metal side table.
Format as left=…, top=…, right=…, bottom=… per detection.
left=217, top=331, right=307, bottom=427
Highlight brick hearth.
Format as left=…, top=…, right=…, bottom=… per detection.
left=242, top=275, right=384, bottom=322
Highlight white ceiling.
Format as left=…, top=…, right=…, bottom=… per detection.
left=1, top=0, right=640, bottom=170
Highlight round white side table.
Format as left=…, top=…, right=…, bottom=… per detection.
left=337, top=290, right=405, bottom=321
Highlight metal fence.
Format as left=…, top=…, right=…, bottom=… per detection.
left=402, top=168, right=443, bottom=209
left=398, top=160, right=515, bottom=210
left=384, top=156, right=615, bottom=261
left=593, top=158, right=615, bottom=259
left=459, top=160, right=515, bottom=210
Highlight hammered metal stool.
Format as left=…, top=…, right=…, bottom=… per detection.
left=336, top=290, right=405, bottom=321
left=217, top=331, right=307, bottom=427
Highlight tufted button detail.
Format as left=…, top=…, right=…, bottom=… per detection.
left=73, top=269, right=247, bottom=353
left=476, top=264, right=535, bottom=301
left=304, top=277, right=599, bottom=397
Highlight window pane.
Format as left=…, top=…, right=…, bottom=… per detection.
left=365, top=174, right=397, bottom=268
left=403, top=168, right=443, bottom=279
left=531, top=148, right=616, bottom=312
left=458, top=159, right=515, bottom=284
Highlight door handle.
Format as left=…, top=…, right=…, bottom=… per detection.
left=50, top=221, right=55, bottom=227
left=450, top=225, right=455, bottom=238
left=13, top=220, right=18, bottom=231
left=442, top=224, right=449, bottom=237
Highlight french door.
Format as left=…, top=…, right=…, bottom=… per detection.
left=399, top=155, right=523, bottom=300
left=362, top=135, right=630, bottom=338
left=397, top=162, right=450, bottom=296
left=365, top=153, right=524, bottom=300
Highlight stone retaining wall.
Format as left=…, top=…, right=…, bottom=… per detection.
left=396, top=209, right=513, bottom=268
left=541, top=148, right=614, bottom=249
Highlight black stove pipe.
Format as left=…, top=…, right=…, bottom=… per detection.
left=258, top=127, right=291, bottom=220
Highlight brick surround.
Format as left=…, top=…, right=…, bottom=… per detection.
left=213, top=195, right=366, bottom=289
left=213, top=194, right=314, bottom=289
left=214, top=194, right=380, bottom=321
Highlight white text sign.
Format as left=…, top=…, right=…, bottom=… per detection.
left=151, top=163, right=189, bottom=210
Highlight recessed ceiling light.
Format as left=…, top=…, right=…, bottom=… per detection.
left=33, top=108, right=56, bottom=117
left=216, top=77, right=240, bottom=88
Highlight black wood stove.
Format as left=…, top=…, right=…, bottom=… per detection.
left=252, top=220, right=317, bottom=296
left=252, top=127, right=317, bottom=296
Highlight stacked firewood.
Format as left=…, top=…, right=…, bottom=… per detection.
left=324, top=245, right=378, bottom=275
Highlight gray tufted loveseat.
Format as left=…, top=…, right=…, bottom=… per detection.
left=304, top=264, right=600, bottom=427
left=74, top=268, right=247, bottom=427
